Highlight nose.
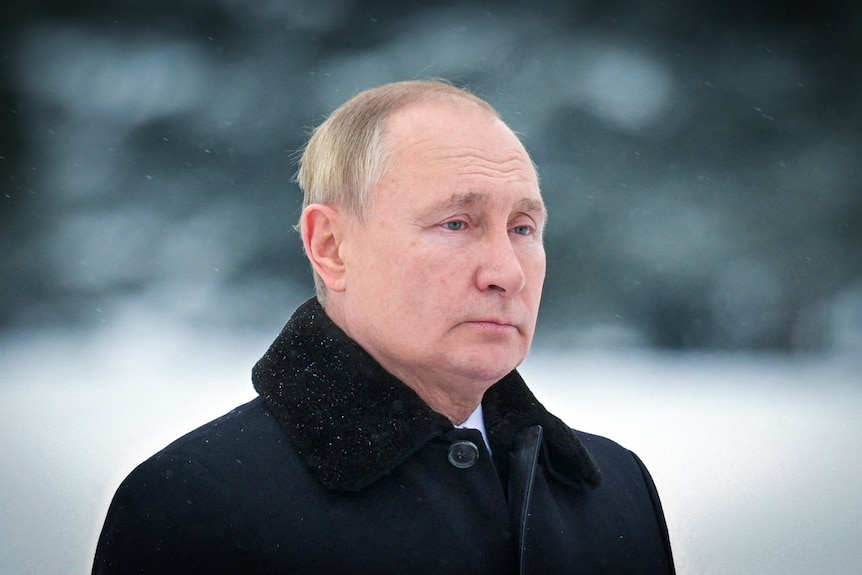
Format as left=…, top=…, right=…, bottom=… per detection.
left=475, top=231, right=527, bottom=295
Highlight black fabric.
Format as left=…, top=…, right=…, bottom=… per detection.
left=92, top=298, right=675, bottom=574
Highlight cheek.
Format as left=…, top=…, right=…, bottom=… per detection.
left=395, top=249, right=464, bottom=309
left=536, top=256, right=547, bottom=286
left=405, top=259, right=451, bottom=296
left=524, top=249, right=547, bottom=284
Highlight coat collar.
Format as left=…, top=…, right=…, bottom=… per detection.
left=252, top=298, right=601, bottom=492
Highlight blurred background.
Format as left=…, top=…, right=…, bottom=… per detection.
left=1, top=0, right=860, bottom=573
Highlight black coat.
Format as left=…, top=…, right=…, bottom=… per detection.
left=93, top=299, right=675, bottom=574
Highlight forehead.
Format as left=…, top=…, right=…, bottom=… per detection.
left=382, top=100, right=540, bottom=196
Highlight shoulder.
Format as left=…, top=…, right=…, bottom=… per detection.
left=570, top=428, right=669, bottom=536
left=119, top=397, right=294, bottom=489
left=568, top=428, right=665, bottom=510
left=93, top=398, right=293, bottom=573
left=147, top=398, right=280, bottom=459
left=154, top=397, right=275, bottom=454
left=572, top=428, right=646, bottom=473
left=570, top=428, right=674, bottom=562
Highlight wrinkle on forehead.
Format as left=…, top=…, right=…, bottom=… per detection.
left=423, top=146, right=537, bottom=183
left=385, top=100, right=540, bottom=188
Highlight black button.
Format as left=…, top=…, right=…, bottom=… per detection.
left=447, top=440, right=479, bottom=468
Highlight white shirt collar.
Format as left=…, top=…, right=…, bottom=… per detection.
left=454, top=403, right=491, bottom=454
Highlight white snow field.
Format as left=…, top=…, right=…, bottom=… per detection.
left=1, top=312, right=859, bottom=574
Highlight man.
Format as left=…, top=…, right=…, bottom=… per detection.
left=92, top=80, right=675, bottom=574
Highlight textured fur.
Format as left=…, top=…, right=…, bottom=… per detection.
left=252, top=298, right=601, bottom=491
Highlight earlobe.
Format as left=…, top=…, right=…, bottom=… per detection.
left=300, top=204, right=347, bottom=292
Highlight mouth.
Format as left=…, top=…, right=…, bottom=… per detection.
left=464, top=319, right=520, bottom=334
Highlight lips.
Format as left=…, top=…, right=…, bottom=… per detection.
left=471, top=318, right=514, bottom=326
left=464, top=319, right=520, bottom=333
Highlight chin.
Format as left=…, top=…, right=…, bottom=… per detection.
left=463, top=356, right=523, bottom=384
left=440, top=340, right=528, bottom=382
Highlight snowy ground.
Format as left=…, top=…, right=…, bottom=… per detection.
left=1, top=310, right=860, bottom=574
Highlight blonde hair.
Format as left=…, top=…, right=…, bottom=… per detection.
left=296, top=79, right=500, bottom=301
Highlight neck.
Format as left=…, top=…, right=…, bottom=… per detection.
left=324, top=297, right=490, bottom=425
left=398, top=376, right=487, bottom=425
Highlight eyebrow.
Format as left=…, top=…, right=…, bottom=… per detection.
left=430, top=192, right=547, bottom=219
left=517, top=197, right=548, bottom=219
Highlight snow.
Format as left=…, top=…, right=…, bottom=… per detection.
left=1, top=313, right=859, bottom=574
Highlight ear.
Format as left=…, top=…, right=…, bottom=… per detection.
left=300, top=203, right=347, bottom=293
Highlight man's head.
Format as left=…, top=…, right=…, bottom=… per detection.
left=296, top=80, right=499, bottom=301
left=297, top=80, right=546, bottom=421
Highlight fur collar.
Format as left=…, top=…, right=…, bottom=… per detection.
left=252, top=298, right=601, bottom=492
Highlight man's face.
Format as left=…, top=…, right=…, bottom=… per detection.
left=333, top=100, right=546, bottom=406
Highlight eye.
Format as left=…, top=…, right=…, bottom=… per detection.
left=443, top=220, right=467, bottom=231
left=511, top=224, right=533, bottom=236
